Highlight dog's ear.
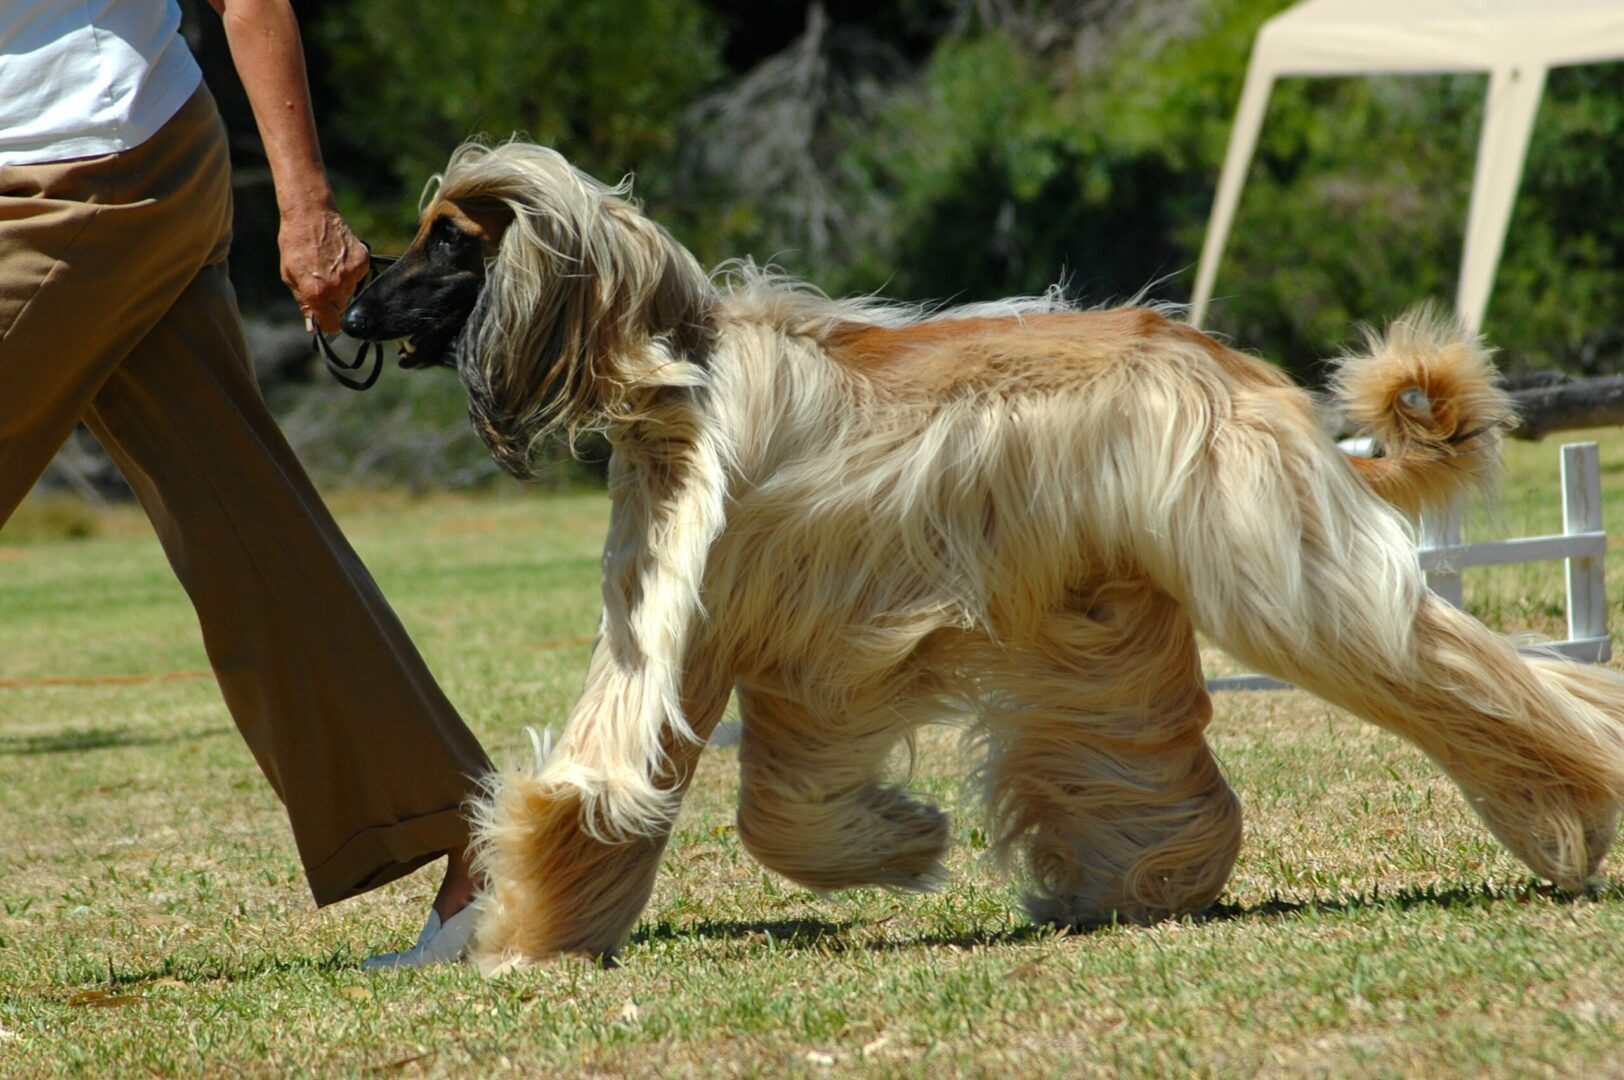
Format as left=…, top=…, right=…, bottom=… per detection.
left=642, top=222, right=714, bottom=357
left=455, top=195, right=516, bottom=255
left=451, top=146, right=715, bottom=476
left=516, top=184, right=713, bottom=377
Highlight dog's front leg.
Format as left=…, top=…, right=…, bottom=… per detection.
left=472, top=439, right=733, bottom=970
left=469, top=652, right=730, bottom=972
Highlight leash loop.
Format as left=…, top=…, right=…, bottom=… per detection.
left=311, top=250, right=400, bottom=392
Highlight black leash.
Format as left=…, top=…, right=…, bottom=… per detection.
left=312, top=251, right=399, bottom=391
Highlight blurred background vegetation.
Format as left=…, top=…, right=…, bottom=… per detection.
left=39, top=0, right=1624, bottom=498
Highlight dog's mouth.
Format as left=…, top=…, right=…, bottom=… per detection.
left=397, top=314, right=470, bottom=370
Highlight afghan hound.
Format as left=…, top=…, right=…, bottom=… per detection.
left=341, top=141, right=1624, bottom=973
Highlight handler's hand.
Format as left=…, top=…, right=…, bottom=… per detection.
left=279, top=204, right=370, bottom=334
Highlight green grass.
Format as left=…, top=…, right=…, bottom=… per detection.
left=6, top=433, right=1624, bottom=1077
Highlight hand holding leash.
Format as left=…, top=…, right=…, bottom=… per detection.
left=281, top=203, right=370, bottom=334
left=311, top=250, right=398, bottom=391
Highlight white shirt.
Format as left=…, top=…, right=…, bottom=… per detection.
left=0, top=0, right=203, bottom=166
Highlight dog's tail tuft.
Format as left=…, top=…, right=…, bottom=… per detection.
left=1331, top=304, right=1516, bottom=517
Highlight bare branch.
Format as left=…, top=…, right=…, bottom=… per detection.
left=1509, top=375, right=1624, bottom=441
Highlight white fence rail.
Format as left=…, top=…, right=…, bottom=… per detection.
left=1208, top=441, right=1611, bottom=693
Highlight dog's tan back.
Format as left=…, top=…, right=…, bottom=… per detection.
left=824, top=308, right=1289, bottom=399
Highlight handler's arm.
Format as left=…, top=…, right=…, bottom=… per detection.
left=208, top=0, right=368, bottom=332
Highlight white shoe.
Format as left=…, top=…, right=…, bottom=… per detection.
left=361, top=904, right=478, bottom=971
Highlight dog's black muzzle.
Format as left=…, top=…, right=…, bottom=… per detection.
left=331, top=245, right=486, bottom=387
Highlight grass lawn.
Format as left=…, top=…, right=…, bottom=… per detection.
left=6, top=430, right=1624, bottom=1077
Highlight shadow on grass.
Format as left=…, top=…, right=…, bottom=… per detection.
left=99, top=949, right=359, bottom=990
left=632, top=915, right=1054, bottom=953
left=80, top=881, right=1623, bottom=985
left=0, top=724, right=228, bottom=756
left=1200, top=877, right=1624, bottom=926
left=629, top=878, right=1624, bottom=955
left=632, top=916, right=858, bottom=949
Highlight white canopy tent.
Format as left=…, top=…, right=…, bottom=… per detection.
left=1190, top=0, right=1624, bottom=333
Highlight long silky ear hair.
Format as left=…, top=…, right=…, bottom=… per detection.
left=436, top=141, right=716, bottom=477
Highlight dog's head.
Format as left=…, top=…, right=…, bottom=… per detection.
left=341, top=142, right=715, bottom=478
left=340, top=197, right=511, bottom=370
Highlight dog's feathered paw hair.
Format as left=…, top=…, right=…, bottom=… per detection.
left=1332, top=304, right=1516, bottom=517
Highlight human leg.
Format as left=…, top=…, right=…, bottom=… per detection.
left=2, top=87, right=492, bottom=913
left=83, top=258, right=491, bottom=905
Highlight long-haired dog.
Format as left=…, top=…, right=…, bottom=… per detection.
left=342, top=142, right=1624, bottom=973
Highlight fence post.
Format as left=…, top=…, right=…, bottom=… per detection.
left=1420, top=506, right=1464, bottom=608
left=1561, top=442, right=1608, bottom=656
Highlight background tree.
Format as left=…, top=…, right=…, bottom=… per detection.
left=316, top=0, right=723, bottom=242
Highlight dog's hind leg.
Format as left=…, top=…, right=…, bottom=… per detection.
left=734, top=685, right=952, bottom=893
left=1150, top=398, right=1624, bottom=889
left=976, top=581, right=1242, bottom=927
left=1237, top=592, right=1624, bottom=889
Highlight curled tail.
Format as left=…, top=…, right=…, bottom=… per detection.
left=1331, top=305, right=1517, bottom=517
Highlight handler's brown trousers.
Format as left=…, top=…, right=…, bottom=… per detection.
left=0, top=87, right=491, bottom=905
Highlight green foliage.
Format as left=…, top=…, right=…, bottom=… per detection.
left=1494, top=62, right=1624, bottom=373
left=303, top=0, right=1624, bottom=385
left=829, top=0, right=1480, bottom=377
left=821, top=0, right=1623, bottom=380
left=317, top=0, right=722, bottom=241
left=198, top=0, right=1624, bottom=495
left=832, top=1, right=1291, bottom=306
left=1209, top=73, right=1485, bottom=379
left=1191, top=53, right=1624, bottom=376
left=843, top=32, right=1093, bottom=299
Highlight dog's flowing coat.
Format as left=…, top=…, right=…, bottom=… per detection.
left=403, top=143, right=1624, bottom=971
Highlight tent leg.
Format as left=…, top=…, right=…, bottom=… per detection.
left=1456, top=63, right=1548, bottom=335
left=1190, top=64, right=1277, bottom=329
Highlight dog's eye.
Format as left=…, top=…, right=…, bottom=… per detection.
left=431, top=227, right=479, bottom=262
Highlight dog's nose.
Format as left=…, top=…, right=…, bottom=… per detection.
left=340, top=303, right=375, bottom=340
